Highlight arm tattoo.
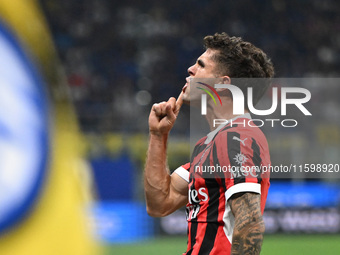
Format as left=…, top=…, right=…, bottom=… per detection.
left=229, top=192, right=265, bottom=255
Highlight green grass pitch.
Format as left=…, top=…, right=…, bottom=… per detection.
left=105, top=234, right=340, bottom=255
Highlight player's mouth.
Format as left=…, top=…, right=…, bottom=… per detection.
left=182, top=77, right=190, bottom=93
left=182, top=84, right=188, bottom=93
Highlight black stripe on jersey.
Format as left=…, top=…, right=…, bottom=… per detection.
left=211, top=125, right=234, bottom=190
left=251, top=138, right=262, bottom=184
left=227, top=132, right=244, bottom=185
left=187, top=171, right=198, bottom=254
left=187, top=222, right=197, bottom=255
left=197, top=223, right=219, bottom=255
left=186, top=222, right=197, bottom=254
left=191, top=142, right=208, bottom=164
left=191, top=141, right=209, bottom=181
left=212, top=142, right=227, bottom=191
left=198, top=150, right=219, bottom=255
left=209, top=123, right=234, bottom=143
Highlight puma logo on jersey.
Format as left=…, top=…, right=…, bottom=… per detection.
left=233, top=136, right=248, bottom=146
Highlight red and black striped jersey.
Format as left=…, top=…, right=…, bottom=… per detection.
left=174, top=114, right=270, bottom=255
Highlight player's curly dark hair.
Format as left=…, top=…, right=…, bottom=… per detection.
left=204, top=32, right=274, bottom=78
left=204, top=33, right=274, bottom=106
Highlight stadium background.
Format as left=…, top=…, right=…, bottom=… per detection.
left=20, top=0, right=340, bottom=254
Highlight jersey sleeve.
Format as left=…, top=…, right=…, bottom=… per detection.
left=173, top=162, right=190, bottom=183
left=215, top=131, right=263, bottom=200
left=224, top=182, right=261, bottom=201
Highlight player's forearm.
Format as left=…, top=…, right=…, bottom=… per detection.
left=229, top=193, right=265, bottom=255
left=144, top=133, right=171, bottom=216
left=231, top=220, right=265, bottom=255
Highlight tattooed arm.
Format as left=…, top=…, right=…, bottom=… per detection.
left=229, top=192, right=265, bottom=255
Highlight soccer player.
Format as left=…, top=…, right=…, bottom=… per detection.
left=144, top=33, right=274, bottom=255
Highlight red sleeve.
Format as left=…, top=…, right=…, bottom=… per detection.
left=182, top=162, right=190, bottom=171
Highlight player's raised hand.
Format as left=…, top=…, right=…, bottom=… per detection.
left=149, top=92, right=184, bottom=136
left=175, top=91, right=184, bottom=116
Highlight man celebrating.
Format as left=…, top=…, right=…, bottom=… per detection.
left=144, top=33, right=274, bottom=255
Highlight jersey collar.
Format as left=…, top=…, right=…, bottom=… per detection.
left=204, top=113, right=251, bottom=144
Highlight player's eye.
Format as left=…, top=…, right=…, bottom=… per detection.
left=197, top=59, right=205, bottom=68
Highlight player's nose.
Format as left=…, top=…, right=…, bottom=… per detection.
left=188, top=64, right=196, bottom=76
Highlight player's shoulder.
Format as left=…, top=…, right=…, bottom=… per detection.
left=181, top=162, right=190, bottom=171
left=195, top=136, right=207, bottom=146
left=173, top=162, right=190, bottom=183
left=216, top=119, right=268, bottom=146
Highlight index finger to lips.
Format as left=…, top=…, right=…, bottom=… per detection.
left=167, top=97, right=176, bottom=111
left=175, top=91, right=184, bottom=114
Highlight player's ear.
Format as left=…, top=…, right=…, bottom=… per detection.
left=222, top=75, right=231, bottom=84
left=215, top=75, right=231, bottom=94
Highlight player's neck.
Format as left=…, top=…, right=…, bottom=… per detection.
left=204, top=99, right=248, bottom=131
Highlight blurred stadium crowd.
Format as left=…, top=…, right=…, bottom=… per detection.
left=41, top=0, right=340, bottom=134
